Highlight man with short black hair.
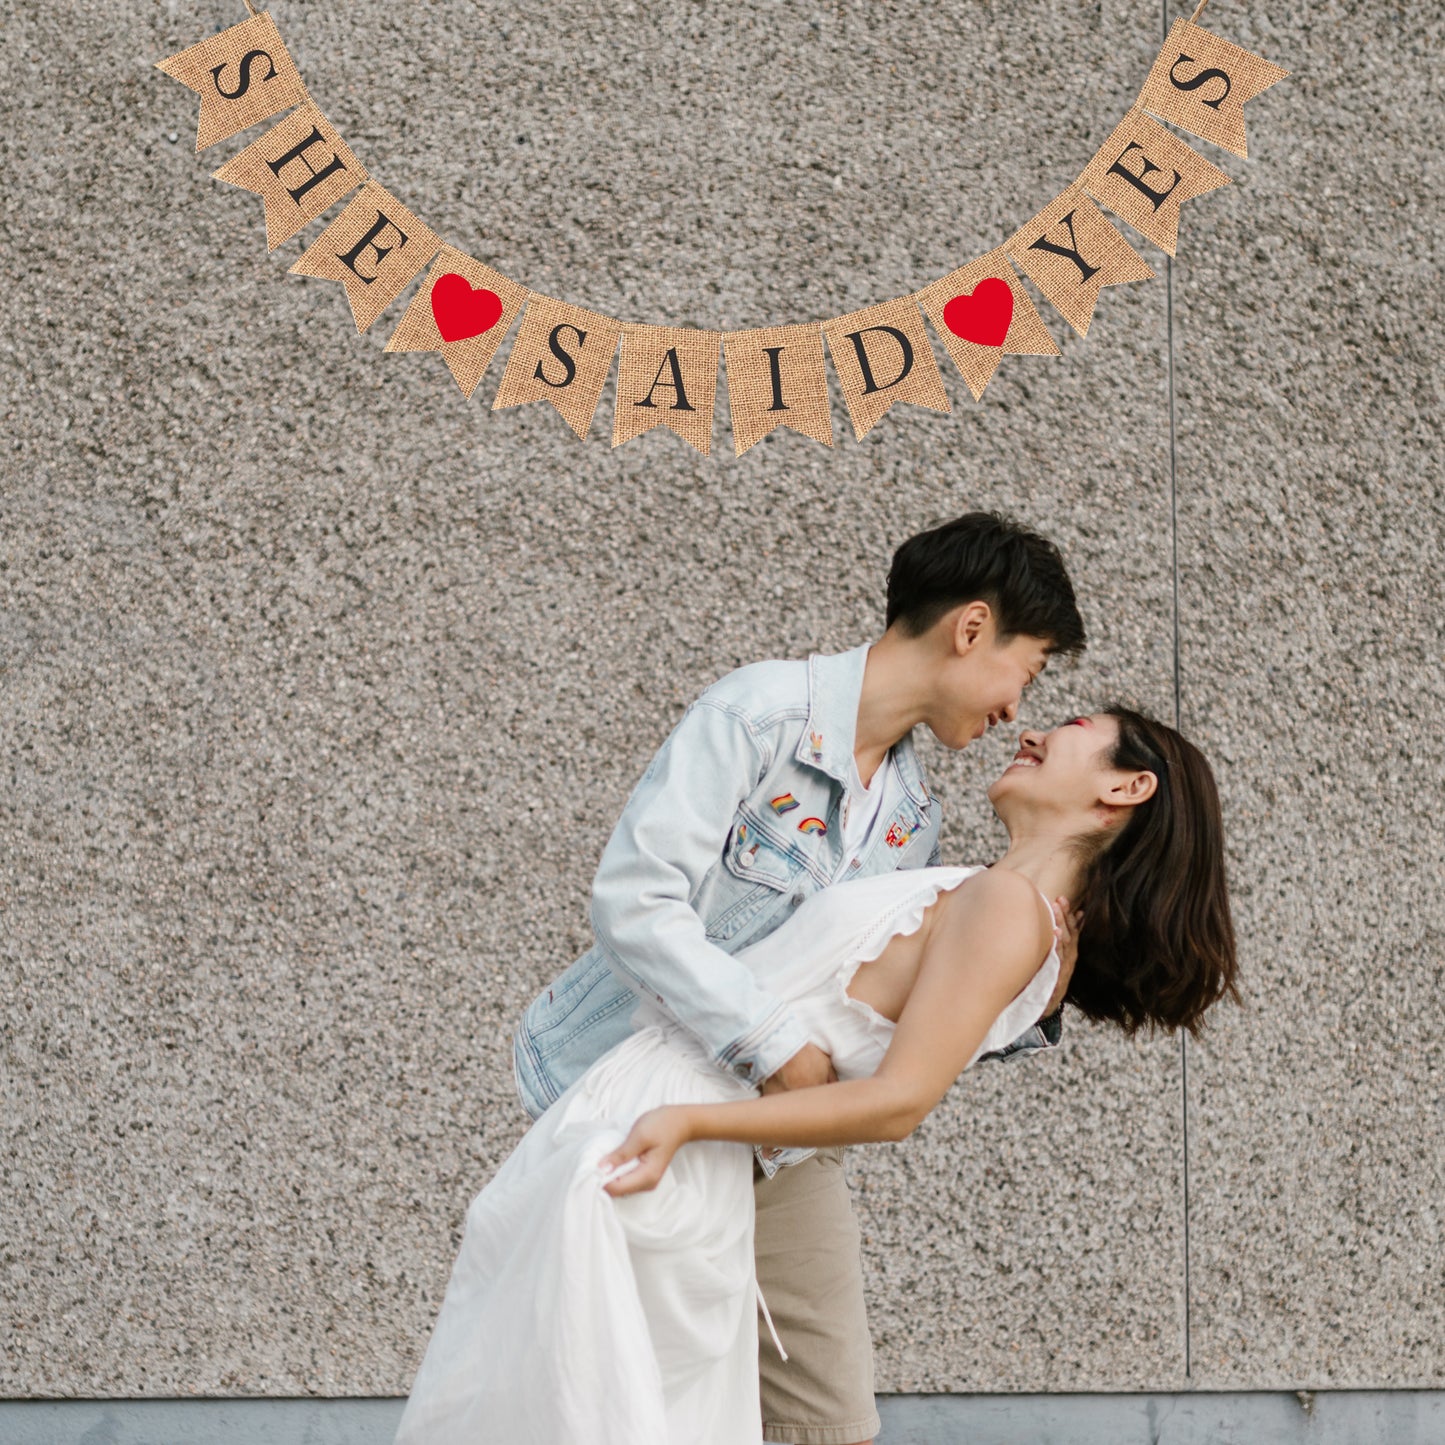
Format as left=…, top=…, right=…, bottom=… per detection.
left=514, top=511, right=1085, bottom=1445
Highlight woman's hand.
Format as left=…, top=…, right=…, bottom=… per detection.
left=598, top=1107, right=691, bottom=1197
left=1045, top=896, right=1083, bottom=1015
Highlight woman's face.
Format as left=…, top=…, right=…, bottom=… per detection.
left=986, top=713, right=1125, bottom=813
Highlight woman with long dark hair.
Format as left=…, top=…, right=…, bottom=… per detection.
left=394, top=706, right=1237, bottom=1445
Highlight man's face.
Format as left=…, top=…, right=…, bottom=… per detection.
left=931, top=626, right=1051, bottom=751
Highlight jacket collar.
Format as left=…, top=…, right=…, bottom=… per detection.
left=796, top=643, right=932, bottom=811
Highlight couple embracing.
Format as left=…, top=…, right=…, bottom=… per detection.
left=394, top=512, right=1238, bottom=1445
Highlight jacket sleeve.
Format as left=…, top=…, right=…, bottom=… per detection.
left=589, top=697, right=812, bottom=1088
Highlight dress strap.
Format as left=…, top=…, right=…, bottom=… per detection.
left=756, top=1281, right=789, bottom=1362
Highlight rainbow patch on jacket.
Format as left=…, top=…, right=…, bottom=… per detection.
left=770, top=793, right=800, bottom=815
left=796, top=817, right=827, bottom=835
left=886, top=817, right=922, bottom=849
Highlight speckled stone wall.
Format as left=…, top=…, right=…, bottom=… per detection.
left=1, top=0, right=1439, bottom=1401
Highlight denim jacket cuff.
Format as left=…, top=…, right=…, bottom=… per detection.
left=978, top=1008, right=1063, bottom=1064
left=720, top=1007, right=811, bottom=1090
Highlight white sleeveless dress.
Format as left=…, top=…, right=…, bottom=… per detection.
left=393, top=865, right=1059, bottom=1445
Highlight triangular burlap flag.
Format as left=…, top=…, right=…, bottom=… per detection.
left=1081, top=108, right=1230, bottom=256
left=384, top=247, right=529, bottom=399
left=492, top=295, right=621, bottom=440
left=723, top=325, right=833, bottom=454
left=612, top=327, right=722, bottom=454
left=821, top=298, right=950, bottom=440
left=914, top=249, right=1058, bottom=401
left=287, top=182, right=441, bottom=334
left=1007, top=189, right=1155, bottom=338
left=156, top=11, right=308, bottom=153
left=211, top=101, right=366, bottom=250
left=1137, top=20, right=1288, bottom=160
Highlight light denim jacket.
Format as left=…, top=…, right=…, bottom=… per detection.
left=513, top=643, right=1061, bottom=1125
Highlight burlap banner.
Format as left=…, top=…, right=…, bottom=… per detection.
left=160, top=5, right=1286, bottom=456
left=723, top=325, right=834, bottom=454
left=1138, top=18, right=1289, bottom=159
left=384, top=246, right=530, bottom=399
left=915, top=249, right=1058, bottom=401
left=1007, top=188, right=1155, bottom=338
left=288, top=182, right=441, bottom=334
left=212, top=100, right=366, bottom=250
left=613, top=327, right=722, bottom=454
left=155, top=10, right=307, bottom=152
left=1080, top=108, right=1230, bottom=256
left=492, top=296, right=622, bottom=440
left=821, top=299, right=950, bottom=440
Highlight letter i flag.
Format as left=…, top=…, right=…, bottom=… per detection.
left=1137, top=20, right=1288, bottom=160
left=492, top=295, right=622, bottom=440
left=723, top=325, right=833, bottom=454
left=1007, top=188, right=1154, bottom=338
left=156, top=12, right=308, bottom=153
left=385, top=247, right=530, bottom=399
left=613, top=326, right=723, bottom=455
left=821, top=298, right=949, bottom=440
left=211, top=101, right=366, bottom=250
left=915, top=248, right=1059, bottom=401
left=287, top=183, right=441, bottom=333
left=1080, top=109, right=1230, bottom=256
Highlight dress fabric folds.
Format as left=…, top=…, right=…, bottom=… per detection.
left=394, top=865, right=1059, bottom=1445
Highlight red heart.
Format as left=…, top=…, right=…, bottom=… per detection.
left=430, top=273, right=504, bottom=344
left=942, top=277, right=1014, bottom=348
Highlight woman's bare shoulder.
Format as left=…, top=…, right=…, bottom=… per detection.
left=939, top=867, right=1053, bottom=958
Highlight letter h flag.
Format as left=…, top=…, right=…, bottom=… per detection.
left=156, top=12, right=308, bottom=152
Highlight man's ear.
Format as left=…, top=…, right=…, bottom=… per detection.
left=951, top=600, right=993, bottom=656
left=1100, top=770, right=1158, bottom=809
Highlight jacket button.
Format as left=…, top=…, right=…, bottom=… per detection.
left=789, top=892, right=803, bottom=906
left=739, top=852, right=755, bottom=868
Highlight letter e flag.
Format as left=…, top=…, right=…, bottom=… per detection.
left=288, top=182, right=441, bottom=334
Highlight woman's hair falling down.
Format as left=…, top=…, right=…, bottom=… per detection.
left=1067, top=706, right=1240, bottom=1037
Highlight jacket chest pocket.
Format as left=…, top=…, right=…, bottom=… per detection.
left=703, top=818, right=802, bottom=943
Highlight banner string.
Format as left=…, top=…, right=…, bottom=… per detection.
left=242, top=0, right=259, bottom=16
left=1189, top=0, right=1210, bottom=20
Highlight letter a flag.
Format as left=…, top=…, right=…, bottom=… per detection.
left=211, top=101, right=366, bottom=250
left=492, top=295, right=622, bottom=440
left=821, top=299, right=949, bottom=440
left=1137, top=20, right=1288, bottom=159
left=1080, top=109, right=1230, bottom=256
left=1007, top=189, right=1155, bottom=338
left=288, top=182, right=441, bottom=334
left=156, top=12, right=308, bottom=153
left=723, top=325, right=833, bottom=454
left=915, top=249, right=1059, bottom=401
left=384, top=247, right=529, bottom=398
left=613, top=327, right=723, bottom=454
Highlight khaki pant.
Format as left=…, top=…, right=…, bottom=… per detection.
left=753, top=1147, right=879, bottom=1445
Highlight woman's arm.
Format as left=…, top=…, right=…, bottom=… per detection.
left=602, top=869, right=1052, bottom=1196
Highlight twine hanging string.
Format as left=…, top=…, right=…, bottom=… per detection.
left=242, top=0, right=259, bottom=16
left=1189, top=0, right=1211, bottom=21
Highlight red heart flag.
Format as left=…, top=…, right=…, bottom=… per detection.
left=942, top=277, right=1014, bottom=348
left=430, top=273, right=504, bottom=343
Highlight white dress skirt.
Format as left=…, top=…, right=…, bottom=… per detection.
left=393, top=865, right=1059, bottom=1445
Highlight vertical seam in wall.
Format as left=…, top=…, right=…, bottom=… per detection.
left=1163, top=0, right=1192, bottom=1384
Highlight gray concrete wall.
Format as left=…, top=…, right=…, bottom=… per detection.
left=2, top=0, right=1440, bottom=1402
